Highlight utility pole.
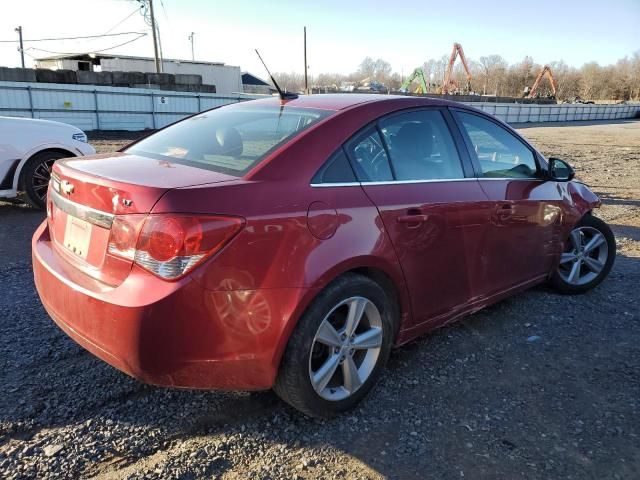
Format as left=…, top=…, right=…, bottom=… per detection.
left=156, top=23, right=164, bottom=71
left=303, top=27, right=308, bottom=94
left=189, top=32, right=195, bottom=61
left=15, top=26, right=25, bottom=68
left=148, top=0, right=161, bottom=73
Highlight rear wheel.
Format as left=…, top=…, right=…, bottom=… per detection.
left=550, top=215, right=616, bottom=294
left=274, top=274, right=396, bottom=418
left=21, top=150, right=69, bottom=209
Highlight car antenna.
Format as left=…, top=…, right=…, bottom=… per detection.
left=255, top=49, right=298, bottom=101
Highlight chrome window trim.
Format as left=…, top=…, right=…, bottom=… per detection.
left=310, top=177, right=544, bottom=187
left=361, top=178, right=478, bottom=186
left=311, top=178, right=475, bottom=188
left=49, top=187, right=114, bottom=229
left=310, top=182, right=361, bottom=188
left=476, top=177, right=543, bottom=182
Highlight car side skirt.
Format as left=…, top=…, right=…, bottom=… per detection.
left=395, top=273, right=549, bottom=345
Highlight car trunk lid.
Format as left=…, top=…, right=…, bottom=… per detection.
left=47, top=153, right=236, bottom=286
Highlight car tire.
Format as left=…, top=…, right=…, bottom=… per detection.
left=274, top=273, right=396, bottom=418
left=21, top=150, right=69, bottom=209
left=549, top=214, right=616, bottom=294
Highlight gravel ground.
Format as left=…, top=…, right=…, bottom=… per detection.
left=0, top=120, right=639, bottom=479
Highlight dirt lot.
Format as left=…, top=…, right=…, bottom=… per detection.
left=0, top=121, right=639, bottom=479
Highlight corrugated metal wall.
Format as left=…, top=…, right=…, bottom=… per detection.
left=0, top=81, right=262, bottom=131
left=1, top=81, right=638, bottom=131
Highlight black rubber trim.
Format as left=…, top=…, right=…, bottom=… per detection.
left=0, top=159, right=20, bottom=190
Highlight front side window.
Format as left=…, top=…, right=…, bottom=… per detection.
left=455, top=111, right=538, bottom=179
left=126, top=104, right=332, bottom=176
left=379, top=110, right=464, bottom=181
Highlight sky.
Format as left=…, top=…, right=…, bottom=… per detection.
left=1, top=0, right=639, bottom=76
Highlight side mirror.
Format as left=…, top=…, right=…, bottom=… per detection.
left=548, top=157, right=575, bottom=182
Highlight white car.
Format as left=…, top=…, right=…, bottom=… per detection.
left=0, top=116, right=95, bottom=209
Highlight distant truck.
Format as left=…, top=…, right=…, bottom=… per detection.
left=0, top=117, right=95, bottom=209
left=356, top=79, right=387, bottom=93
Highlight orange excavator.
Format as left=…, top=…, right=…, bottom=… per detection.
left=442, top=43, right=472, bottom=94
left=524, top=65, right=558, bottom=99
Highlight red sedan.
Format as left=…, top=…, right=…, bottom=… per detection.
left=33, top=95, right=615, bottom=417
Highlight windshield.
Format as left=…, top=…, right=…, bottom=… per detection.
left=126, top=103, right=332, bottom=176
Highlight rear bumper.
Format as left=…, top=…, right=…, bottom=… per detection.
left=32, top=221, right=310, bottom=390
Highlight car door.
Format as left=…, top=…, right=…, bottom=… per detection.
left=451, top=109, right=564, bottom=295
left=345, top=108, right=492, bottom=327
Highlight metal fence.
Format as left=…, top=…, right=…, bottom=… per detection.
left=0, top=81, right=262, bottom=131
left=1, top=81, right=638, bottom=131
left=463, top=102, right=640, bottom=123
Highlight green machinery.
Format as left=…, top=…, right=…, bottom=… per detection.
left=399, top=68, right=429, bottom=94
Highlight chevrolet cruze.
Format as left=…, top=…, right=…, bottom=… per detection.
left=32, top=95, right=615, bottom=417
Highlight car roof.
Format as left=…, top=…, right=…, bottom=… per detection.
left=245, top=94, right=459, bottom=111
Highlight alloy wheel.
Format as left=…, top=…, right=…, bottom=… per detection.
left=308, top=296, right=383, bottom=401
left=31, top=158, right=56, bottom=203
left=557, top=226, right=609, bottom=286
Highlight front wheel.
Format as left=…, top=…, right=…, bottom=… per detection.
left=274, top=274, right=396, bottom=418
left=550, top=214, right=616, bottom=294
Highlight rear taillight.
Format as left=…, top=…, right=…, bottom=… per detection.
left=107, top=215, right=147, bottom=260
left=108, top=214, right=243, bottom=280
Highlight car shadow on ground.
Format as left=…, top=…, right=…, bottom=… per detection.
left=2, top=226, right=639, bottom=479
left=0, top=202, right=44, bottom=265
left=597, top=194, right=640, bottom=209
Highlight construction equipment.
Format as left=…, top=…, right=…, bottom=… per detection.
left=356, top=77, right=387, bottom=93
left=442, top=43, right=472, bottom=94
left=524, top=65, right=557, bottom=99
left=400, top=68, right=429, bottom=94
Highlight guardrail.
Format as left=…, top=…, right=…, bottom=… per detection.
left=1, top=81, right=638, bottom=131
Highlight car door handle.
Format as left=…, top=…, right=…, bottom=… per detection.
left=495, top=203, right=514, bottom=217
left=397, top=214, right=429, bottom=224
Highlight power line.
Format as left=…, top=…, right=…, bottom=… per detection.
left=27, top=33, right=147, bottom=55
left=159, top=0, right=170, bottom=24
left=102, top=7, right=144, bottom=36
left=0, top=31, right=147, bottom=43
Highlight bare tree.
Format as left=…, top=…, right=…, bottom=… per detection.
left=313, top=72, right=347, bottom=90
left=283, top=50, right=640, bottom=101
left=357, top=57, right=393, bottom=83
left=477, top=55, right=508, bottom=95
left=273, top=72, right=305, bottom=93
left=373, top=59, right=392, bottom=83
left=357, top=57, right=376, bottom=80
left=580, top=62, right=602, bottom=100
left=631, top=51, right=640, bottom=100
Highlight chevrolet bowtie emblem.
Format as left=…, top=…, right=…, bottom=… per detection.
left=60, top=180, right=74, bottom=195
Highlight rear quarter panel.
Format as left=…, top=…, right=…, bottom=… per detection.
left=154, top=177, right=411, bottom=369
left=153, top=180, right=407, bottom=294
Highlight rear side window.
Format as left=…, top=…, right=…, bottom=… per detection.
left=455, top=111, right=538, bottom=178
left=311, top=148, right=357, bottom=184
left=379, top=110, right=464, bottom=181
left=126, top=105, right=331, bottom=176
left=346, top=128, right=393, bottom=182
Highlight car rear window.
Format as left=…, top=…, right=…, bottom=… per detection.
left=126, top=103, right=332, bottom=176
